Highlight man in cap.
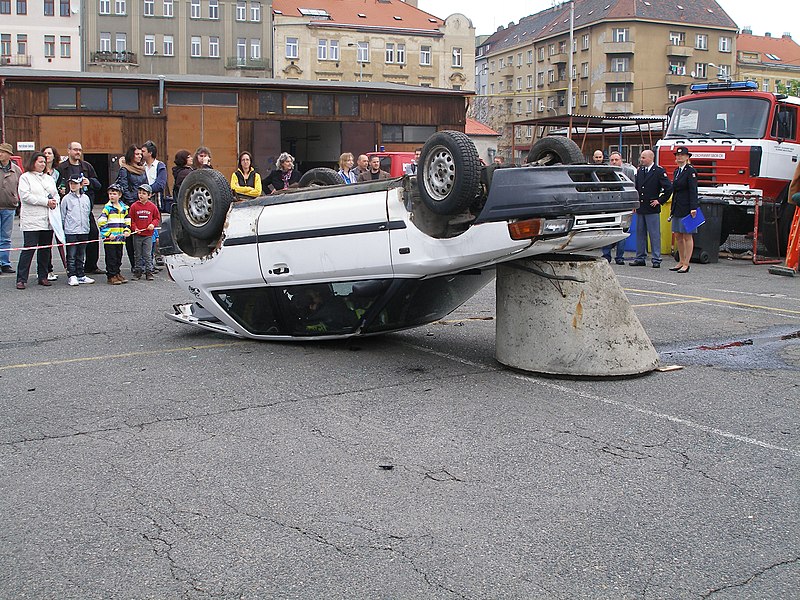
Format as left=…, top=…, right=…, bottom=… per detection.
left=631, top=149, right=673, bottom=268
left=56, top=141, right=104, bottom=273
left=0, top=142, right=22, bottom=274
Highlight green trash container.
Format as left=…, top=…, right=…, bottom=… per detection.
left=690, top=197, right=725, bottom=264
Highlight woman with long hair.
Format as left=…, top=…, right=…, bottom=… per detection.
left=194, top=146, right=213, bottom=169
left=172, top=149, right=193, bottom=200
left=16, top=152, right=58, bottom=289
left=265, top=152, right=301, bottom=193
left=230, top=151, right=262, bottom=200
left=116, top=145, right=149, bottom=269
left=337, top=152, right=357, bottom=184
left=41, top=145, right=66, bottom=280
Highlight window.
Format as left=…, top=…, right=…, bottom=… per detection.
left=695, top=34, right=707, bottom=50
left=452, top=47, right=462, bottom=68
left=100, top=32, right=111, bottom=52
left=144, top=35, right=155, bottom=55
left=538, top=98, right=544, bottom=112
left=571, top=64, right=577, bottom=79
left=16, top=34, right=26, bottom=56
left=718, top=64, right=730, bottom=78
left=612, top=28, right=628, bottom=42
left=163, top=0, right=172, bottom=17
left=236, top=38, right=246, bottom=62
left=81, top=88, right=108, bottom=110
left=669, top=60, right=686, bottom=75
left=609, top=85, right=628, bottom=102
left=559, top=40, right=566, bottom=53
left=60, top=0, right=69, bottom=16
left=44, top=0, right=54, bottom=15
left=582, top=34, right=590, bottom=50
left=381, top=125, right=436, bottom=143
left=286, top=92, right=309, bottom=115
left=772, top=105, right=797, bottom=140
left=114, top=0, right=125, bottom=14
left=101, top=0, right=111, bottom=15
left=669, top=31, right=685, bottom=45
left=396, top=43, right=404, bottom=64
left=209, top=36, right=219, bottom=58
left=44, top=35, right=55, bottom=57
left=0, top=0, right=10, bottom=13
left=517, top=52, right=522, bottom=66
left=163, top=35, right=173, bottom=56
left=190, top=36, right=201, bottom=57
left=385, top=42, right=394, bottom=63
left=330, top=40, right=339, bottom=61
left=48, top=87, right=76, bottom=109
left=312, top=94, right=334, bottom=116
left=236, top=0, right=245, bottom=20
left=719, top=36, right=731, bottom=52
left=526, top=99, right=532, bottom=113
left=258, top=92, right=282, bottom=114
left=611, top=57, right=629, bottom=72
left=112, top=88, right=138, bottom=111
left=537, top=47, right=544, bottom=61
left=318, top=39, right=328, bottom=60
left=548, top=43, right=555, bottom=56
left=250, top=1, right=260, bottom=21
left=420, top=45, right=431, bottom=66
left=250, top=39, right=260, bottom=60
left=695, top=62, right=707, bottom=78
left=537, top=72, right=544, bottom=86
left=115, top=33, right=126, bottom=52
left=499, top=58, right=504, bottom=68
left=527, top=50, right=533, bottom=64
left=209, top=0, right=218, bottom=19
left=516, top=77, right=522, bottom=91
left=582, top=62, right=589, bottom=77
left=190, top=0, right=199, bottom=18
left=16, top=0, right=26, bottom=14
left=144, top=0, right=153, bottom=16
left=548, top=69, right=555, bottom=83
left=581, top=90, right=588, bottom=106
left=286, top=37, right=298, bottom=59
left=0, top=35, right=9, bottom=56
left=527, top=74, right=533, bottom=88
left=357, top=41, right=368, bottom=63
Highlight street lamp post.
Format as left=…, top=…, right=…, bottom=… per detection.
left=347, top=43, right=363, bottom=82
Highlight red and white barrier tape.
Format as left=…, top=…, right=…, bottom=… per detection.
left=7, top=228, right=160, bottom=252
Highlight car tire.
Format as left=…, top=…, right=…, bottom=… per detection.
left=175, top=168, right=234, bottom=241
left=526, top=136, right=586, bottom=165
left=299, top=168, right=345, bottom=187
left=418, top=130, right=481, bottom=215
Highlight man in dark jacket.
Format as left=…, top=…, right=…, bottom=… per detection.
left=357, top=156, right=391, bottom=182
left=56, top=141, right=104, bottom=274
left=0, top=142, right=22, bottom=273
left=631, top=149, right=673, bottom=268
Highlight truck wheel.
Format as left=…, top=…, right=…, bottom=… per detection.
left=418, top=130, right=481, bottom=215
left=527, top=137, right=586, bottom=165
left=299, top=168, right=345, bottom=187
left=176, top=169, right=234, bottom=241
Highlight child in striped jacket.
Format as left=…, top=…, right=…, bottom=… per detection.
left=97, top=183, right=131, bottom=285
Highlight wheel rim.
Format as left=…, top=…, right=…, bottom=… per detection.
left=424, top=144, right=456, bottom=201
left=184, top=184, right=213, bottom=227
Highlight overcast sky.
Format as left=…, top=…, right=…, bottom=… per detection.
left=417, top=0, right=799, bottom=40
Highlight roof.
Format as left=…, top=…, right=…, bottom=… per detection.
left=513, top=114, right=666, bottom=130
left=0, top=68, right=470, bottom=95
left=272, top=0, right=445, bottom=33
left=465, top=118, right=499, bottom=136
left=479, top=0, right=738, bottom=55
left=737, top=33, right=800, bottom=67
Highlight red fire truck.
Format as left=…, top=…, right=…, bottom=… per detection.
left=656, top=81, right=799, bottom=255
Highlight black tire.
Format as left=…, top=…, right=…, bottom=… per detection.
left=526, top=136, right=586, bottom=165
left=299, top=168, right=345, bottom=187
left=175, top=168, right=234, bottom=241
left=418, top=130, right=481, bottom=215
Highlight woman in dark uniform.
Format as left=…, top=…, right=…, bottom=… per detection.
left=670, top=147, right=699, bottom=273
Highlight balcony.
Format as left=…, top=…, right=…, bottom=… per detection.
left=666, top=44, right=694, bottom=58
left=602, top=71, right=634, bottom=84
left=0, top=54, right=31, bottom=67
left=549, top=52, right=568, bottom=64
left=603, top=41, right=635, bottom=54
left=498, top=62, right=514, bottom=76
left=91, top=51, right=138, bottom=65
left=665, top=73, right=691, bottom=86
left=225, top=57, right=269, bottom=71
left=602, top=101, right=634, bottom=114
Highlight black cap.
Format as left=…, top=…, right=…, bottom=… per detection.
left=674, top=147, right=692, bottom=157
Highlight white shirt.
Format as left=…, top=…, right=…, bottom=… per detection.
left=144, top=159, right=162, bottom=185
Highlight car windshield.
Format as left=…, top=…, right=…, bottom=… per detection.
left=665, top=96, right=771, bottom=139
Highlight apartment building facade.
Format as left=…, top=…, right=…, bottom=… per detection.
left=736, top=30, right=800, bottom=95
left=473, top=0, right=738, bottom=161
left=84, top=0, right=273, bottom=76
left=272, top=0, right=474, bottom=90
left=0, top=0, right=81, bottom=71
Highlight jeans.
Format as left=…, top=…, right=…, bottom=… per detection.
left=0, top=208, right=14, bottom=267
left=602, top=241, right=625, bottom=262
left=17, top=230, right=53, bottom=283
left=635, top=212, right=662, bottom=264
left=132, top=234, right=154, bottom=274
left=65, top=233, right=88, bottom=278
left=104, top=244, right=123, bottom=278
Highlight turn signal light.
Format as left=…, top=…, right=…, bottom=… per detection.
left=508, top=218, right=544, bottom=240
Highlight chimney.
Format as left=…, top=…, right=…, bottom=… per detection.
left=742, top=26, right=752, bottom=35
left=765, top=32, right=771, bottom=38
left=783, top=32, right=792, bottom=39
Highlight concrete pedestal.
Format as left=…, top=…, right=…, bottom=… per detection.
left=495, top=254, right=659, bottom=377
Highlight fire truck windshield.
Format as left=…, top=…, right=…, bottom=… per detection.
left=665, top=96, right=771, bottom=139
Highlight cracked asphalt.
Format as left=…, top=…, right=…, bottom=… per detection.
left=1, top=245, right=798, bottom=599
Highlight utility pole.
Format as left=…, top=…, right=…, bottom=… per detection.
left=566, top=0, right=574, bottom=138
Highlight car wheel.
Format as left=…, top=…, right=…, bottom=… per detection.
left=526, top=136, right=586, bottom=165
left=418, top=130, right=481, bottom=215
left=299, top=168, right=345, bottom=187
left=175, top=168, right=234, bottom=241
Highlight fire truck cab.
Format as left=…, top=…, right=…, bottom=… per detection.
left=656, top=80, right=799, bottom=254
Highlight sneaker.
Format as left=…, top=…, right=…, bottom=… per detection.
left=1, top=265, right=15, bottom=274
left=615, top=258, right=625, bottom=265
left=47, top=272, right=58, bottom=281
left=68, top=276, right=79, bottom=286
left=117, top=274, right=128, bottom=284
left=77, top=276, right=95, bottom=284
left=133, top=271, right=142, bottom=280
left=107, top=276, right=120, bottom=285
left=628, top=260, right=646, bottom=266
left=145, top=272, right=154, bottom=281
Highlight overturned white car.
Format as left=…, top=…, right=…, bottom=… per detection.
left=161, top=132, right=637, bottom=340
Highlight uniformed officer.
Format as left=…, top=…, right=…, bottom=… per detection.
left=669, top=146, right=699, bottom=273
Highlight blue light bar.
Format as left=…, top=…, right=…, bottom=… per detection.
left=690, top=81, right=759, bottom=93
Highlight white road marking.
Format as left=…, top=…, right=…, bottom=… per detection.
left=615, top=274, right=678, bottom=286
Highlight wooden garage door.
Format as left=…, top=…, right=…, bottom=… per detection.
left=167, top=105, right=238, bottom=180
left=39, top=116, right=123, bottom=154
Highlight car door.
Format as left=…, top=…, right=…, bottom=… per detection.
left=257, top=188, right=395, bottom=285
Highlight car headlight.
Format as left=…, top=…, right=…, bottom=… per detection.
left=508, top=217, right=573, bottom=240
left=621, top=211, right=633, bottom=231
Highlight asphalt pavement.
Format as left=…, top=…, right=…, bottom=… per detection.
left=1, top=229, right=798, bottom=599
